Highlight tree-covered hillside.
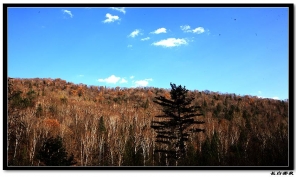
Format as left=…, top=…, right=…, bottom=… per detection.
left=7, top=77, right=288, bottom=166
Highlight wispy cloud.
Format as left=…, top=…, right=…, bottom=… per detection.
left=134, top=78, right=153, bottom=87
left=141, top=37, right=150, bottom=41
left=103, top=13, right=120, bottom=23
left=180, top=25, right=190, bottom=31
left=257, top=95, right=280, bottom=100
left=192, top=27, right=205, bottom=34
left=62, top=10, right=73, bottom=18
left=110, top=7, right=126, bottom=14
left=98, top=75, right=121, bottom=84
left=151, top=27, right=167, bottom=34
left=128, top=29, right=140, bottom=38
left=180, top=25, right=205, bottom=34
left=98, top=75, right=152, bottom=86
left=127, top=45, right=132, bottom=48
left=77, top=74, right=84, bottom=77
left=152, top=38, right=188, bottom=47
left=120, top=78, right=128, bottom=83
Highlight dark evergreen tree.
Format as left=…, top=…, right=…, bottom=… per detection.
left=37, top=136, right=76, bottom=166
left=122, top=134, right=144, bottom=166
left=203, top=99, right=207, bottom=108
left=36, top=104, right=43, bottom=118
left=98, top=116, right=106, bottom=133
left=214, top=103, right=222, bottom=118
left=199, top=131, right=221, bottom=166
left=151, top=83, right=205, bottom=165
left=142, top=98, right=149, bottom=109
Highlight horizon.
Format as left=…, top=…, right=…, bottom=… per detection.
left=7, top=6, right=289, bottom=100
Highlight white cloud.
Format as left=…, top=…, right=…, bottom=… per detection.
left=141, top=37, right=150, bottom=41
left=120, top=78, right=128, bottom=83
left=98, top=75, right=121, bottom=84
left=128, top=29, right=140, bottom=38
left=151, top=28, right=167, bottom=34
left=180, top=25, right=205, bottom=34
left=258, top=91, right=262, bottom=94
left=134, top=78, right=153, bottom=87
left=192, top=27, right=205, bottom=34
left=63, top=10, right=73, bottom=18
left=98, top=75, right=128, bottom=84
left=110, top=7, right=126, bottom=14
left=103, top=13, right=120, bottom=23
left=127, top=45, right=132, bottom=48
left=257, top=95, right=280, bottom=100
left=180, top=25, right=191, bottom=32
left=135, top=80, right=149, bottom=87
left=78, top=74, right=84, bottom=77
left=130, top=76, right=135, bottom=79
left=152, top=38, right=188, bottom=47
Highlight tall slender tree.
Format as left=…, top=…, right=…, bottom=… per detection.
left=151, top=83, right=205, bottom=165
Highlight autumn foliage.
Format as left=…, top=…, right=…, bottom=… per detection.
left=7, top=77, right=289, bottom=166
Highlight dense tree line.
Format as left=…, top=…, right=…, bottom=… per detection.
left=7, top=77, right=288, bottom=166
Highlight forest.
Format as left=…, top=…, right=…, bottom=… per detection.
left=7, top=77, right=289, bottom=166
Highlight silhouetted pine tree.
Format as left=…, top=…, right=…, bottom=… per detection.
left=151, top=83, right=205, bottom=165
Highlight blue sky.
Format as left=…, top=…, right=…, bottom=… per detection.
left=7, top=7, right=289, bottom=100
